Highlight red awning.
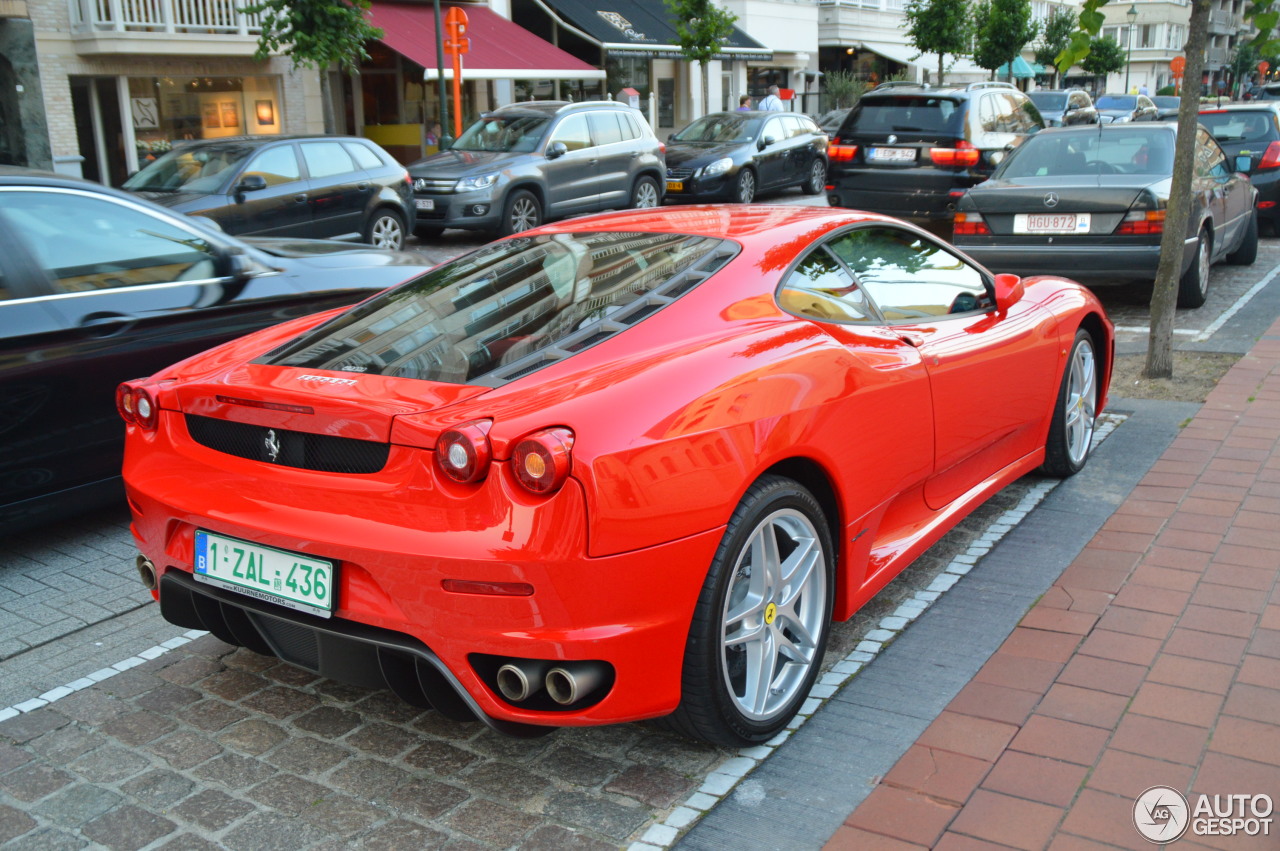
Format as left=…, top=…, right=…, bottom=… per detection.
left=367, top=3, right=606, bottom=81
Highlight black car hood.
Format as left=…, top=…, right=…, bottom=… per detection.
left=130, top=190, right=220, bottom=214
left=241, top=237, right=430, bottom=269
left=665, top=142, right=747, bottom=168
left=408, top=149, right=524, bottom=178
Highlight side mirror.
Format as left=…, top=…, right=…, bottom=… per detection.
left=667, top=133, right=676, bottom=144
left=236, top=174, right=267, bottom=194
left=223, top=247, right=256, bottom=282
left=993, top=273, right=1024, bottom=311
left=546, top=141, right=568, bottom=160
left=1236, top=155, right=1253, bottom=173
left=759, top=135, right=777, bottom=150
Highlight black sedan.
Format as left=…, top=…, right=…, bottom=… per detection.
left=0, top=168, right=432, bottom=533
left=1095, top=94, right=1159, bottom=123
left=123, top=135, right=415, bottom=249
left=1028, top=90, right=1099, bottom=127
left=1152, top=95, right=1181, bottom=120
left=953, top=124, right=1257, bottom=308
left=1199, top=104, right=1280, bottom=234
left=664, top=111, right=828, bottom=204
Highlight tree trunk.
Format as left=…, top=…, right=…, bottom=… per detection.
left=1144, top=0, right=1210, bottom=379
left=319, top=67, right=336, bottom=135
left=701, top=60, right=711, bottom=118
left=938, top=54, right=946, bottom=87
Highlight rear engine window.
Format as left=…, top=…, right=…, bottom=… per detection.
left=840, top=96, right=965, bottom=136
left=1200, top=111, right=1276, bottom=143
left=257, top=232, right=735, bottom=385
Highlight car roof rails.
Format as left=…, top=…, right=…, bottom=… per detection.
left=872, top=81, right=928, bottom=91
left=966, top=81, right=1019, bottom=91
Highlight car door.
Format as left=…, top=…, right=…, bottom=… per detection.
left=0, top=186, right=319, bottom=509
left=825, top=225, right=1062, bottom=510
left=587, top=111, right=636, bottom=210
left=542, top=113, right=601, bottom=216
left=299, top=140, right=371, bottom=239
left=755, top=115, right=791, bottom=189
left=220, top=143, right=313, bottom=237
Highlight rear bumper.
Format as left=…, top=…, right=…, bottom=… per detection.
left=953, top=237, right=1196, bottom=280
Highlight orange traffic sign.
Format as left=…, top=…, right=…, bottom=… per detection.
left=443, top=6, right=469, bottom=56
left=1170, top=55, right=1185, bottom=76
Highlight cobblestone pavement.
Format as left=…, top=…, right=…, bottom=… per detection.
left=1, top=194, right=1270, bottom=849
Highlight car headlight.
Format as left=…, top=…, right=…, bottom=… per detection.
left=1113, top=115, right=1131, bottom=123
left=455, top=174, right=499, bottom=192
left=702, top=158, right=734, bottom=177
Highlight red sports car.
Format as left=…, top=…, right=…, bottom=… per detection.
left=120, top=206, right=1112, bottom=745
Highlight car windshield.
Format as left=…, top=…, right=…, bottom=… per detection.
left=1029, top=93, right=1068, bottom=111
left=1152, top=96, right=1180, bottom=108
left=844, top=96, right=964, bottom=135
left=452, top=115, right=550, bottom=153
left=123, top=143, right=254, bottom=193
left=256, top=232, right=733, bottom=385
left=1095, top=96, right=1136, bottom=110
left=1199, top=111, right=1275, bottom=143
left=996, top=129, right=1175, bottom=178
left=672, top=115, right=761, bottom=143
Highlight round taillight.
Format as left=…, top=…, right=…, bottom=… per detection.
left=117, top=380, right=159, bottom=430
left=116, top=383, right=136, bottom=424
left=435, top=420, right=493, bottom=483
left=512, top=428, right=574, bottom=494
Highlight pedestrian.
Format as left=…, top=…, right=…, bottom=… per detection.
left=1139, top=83, right=1149, bottom=96
left=425, top=122, right=442, bottom=150
left=737, top=95, right=752, bottom=111
left=758, top=85, right=785, bottom=111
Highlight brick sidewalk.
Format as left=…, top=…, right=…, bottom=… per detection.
left=828, top=329, right=1280, bottom=850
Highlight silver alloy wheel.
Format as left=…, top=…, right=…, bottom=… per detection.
left=1194, top=232, right=1210, bottom=298
left=720, top=508, right=826, bottom=721
left=736, top=170, right=756, bottom=203
left=807, top=161, right=825, bottom=193
left=370, top=215, right=403, bottom=249
left=633, top=180, right=659, bottom=208
left=1064, top=337, right=1097, bottom=467
left=510, top=196, right=539, bottom=232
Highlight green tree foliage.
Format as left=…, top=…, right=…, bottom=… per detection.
left=904, top=0, right=972, bottom=86
left=1034, top=7, right=1077, bottom=87
left=241, top=0, right=383, bottom=133
left=665, top=0, right=738, bottom=117
left=1079, top=35, right=1126, bottom=77
left=973, top=0, right=1039, bottom=80
left=823, top=69, right=867, bottom=109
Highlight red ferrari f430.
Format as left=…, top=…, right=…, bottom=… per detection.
left=121, top=206, right=1112, bottom=745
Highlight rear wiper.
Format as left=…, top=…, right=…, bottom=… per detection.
left=891, top=125, right=924, bottom=131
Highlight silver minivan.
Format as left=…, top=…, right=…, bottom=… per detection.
left=408, top=101, right=666, bottom=237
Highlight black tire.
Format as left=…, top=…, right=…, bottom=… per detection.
left=414, top=225, right=443, bottom=240
left=501, top=190, right=542, bottom=236
left=364, top=209, right=405, bottom=250
left=803, top=159, right=826, bottom=195
left=1228, top=210, right=1259, bottom=266
left=1177, top=227, right=1211, bottom=309
left=1041, top=329, right=1098, bottom=478
left=630, top=175, right=661, bottom=209
left=733, top=168, right=757, bottom=204
left=660, top=475, right=834, bottom=746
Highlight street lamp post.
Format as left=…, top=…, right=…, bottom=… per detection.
left=1124, top=4, right=1138, bottom=94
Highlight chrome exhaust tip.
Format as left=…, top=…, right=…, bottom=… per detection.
left=545, top=662, right=606, bottom=706
left=496, top=660, right=548, bottom=702
left=136, top=555, right=158, bottom=591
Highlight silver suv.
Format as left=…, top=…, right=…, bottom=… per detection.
left=408, top=101, right=665, bottom=237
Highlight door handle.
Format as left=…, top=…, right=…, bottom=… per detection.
left=896, top=332, right=924, bottom=347
left=78, top=311, right=136, bottom=337
left=294, top=193, right=308, bottom=203
left=356, top=182, right=371, bottom=191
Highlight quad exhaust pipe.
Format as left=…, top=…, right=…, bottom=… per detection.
left=494, top=659, right=610, bottom=706
left=136, top=556, right=158, bottom=591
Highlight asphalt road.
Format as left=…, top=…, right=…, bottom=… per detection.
left=1, top=192, right=1276, bottom=849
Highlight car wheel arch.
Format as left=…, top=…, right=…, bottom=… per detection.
left=1075, top=313, right=1111, bottom=414
left=505, top=181, right=547, bottom=214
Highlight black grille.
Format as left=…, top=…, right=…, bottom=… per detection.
left=186, top=415, right=390, bottom=474
left=667, top=167, right=695, bottom=180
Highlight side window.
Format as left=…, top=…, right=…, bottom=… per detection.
left=776, top=248, right=876, bottom=323
left=0, top=191, right=219, bottom=293
left=764, top=117, right=787, bottom=142
left=1196, top=129, right=1229, bottom=176
left=301, top=141, right=358, bottom=179
left=588, top=112, right=625, bottom=146
left=978, top=95, right=998, bottom=132
left=242, top=145, right=302, bottom=187
left=344, top=141, right=386, bottom=169
left=1071, top=93, right=1088, bottom=110
left=1011, top=95, right=1039, bottom=132
left=623, top=111, right=645, bottom=140
left=551, top=114, right=593, bottom=151
left=827, top=227, right=989, bottom=320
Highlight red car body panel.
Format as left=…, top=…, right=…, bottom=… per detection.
left=123, top=205, right=1112, bottom=730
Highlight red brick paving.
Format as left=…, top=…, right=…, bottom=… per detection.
left=827, top=329, right=1280, bottom=849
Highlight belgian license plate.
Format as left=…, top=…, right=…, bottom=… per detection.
left=666, top=181, right=684, bottom=192
left=869, top=147, right=916, bottom=162
left=194, top=530, right=335, bottom=617
left=415, top=198, right=435, bottom=211
left=1016, top=213, right=1091, bottom=234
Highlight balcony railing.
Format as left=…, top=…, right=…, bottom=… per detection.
left=69, top=0, right=262, bottom=34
